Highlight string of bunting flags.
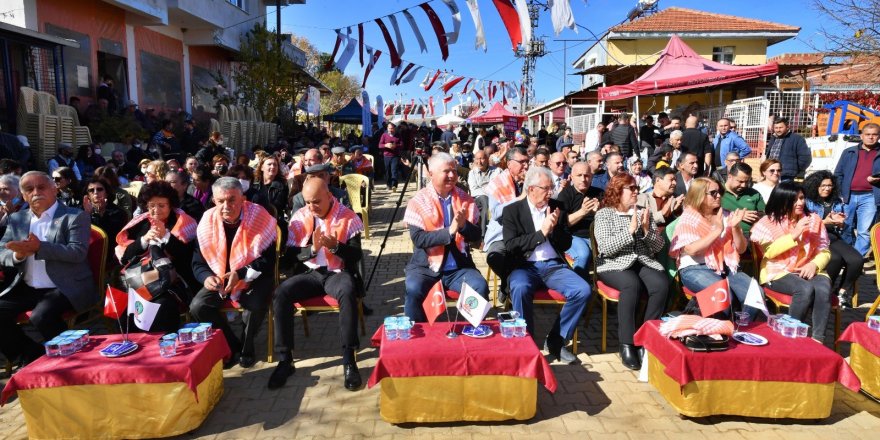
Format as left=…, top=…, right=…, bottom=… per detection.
left=323, top=0, right=577, bottom=118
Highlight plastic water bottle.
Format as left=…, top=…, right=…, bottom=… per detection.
left=397, top=317, right=413, bottom=340
left=383, top=317, right=399, bottom=341
left=513, top=318, right=527, bottom=338
left=500, top=321, right=515, bottom=338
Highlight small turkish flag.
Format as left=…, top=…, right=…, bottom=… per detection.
left=695, top=278, right=731, bottom=318
left=104, top=285, right=128, bottom=319
left=421, top=280, right=446, bottom=325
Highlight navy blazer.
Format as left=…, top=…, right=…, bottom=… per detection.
left=0, top=203, right=96, bottom=312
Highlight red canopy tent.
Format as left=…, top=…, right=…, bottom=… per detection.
left=469, top=102, right=525, bottom=124
left=597, top=35, right=779, bottom=101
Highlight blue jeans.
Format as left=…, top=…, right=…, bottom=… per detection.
left=404, top=267, right=489, bottom=322
left=679, top=265, right=758, bottom=318
left=383, top=155, right=401, bottom=188
left=508, top=260, right=591, bottom=341
left=565, top=236, right=591, bottom=277
left=842, top=191, right=875, bottom=256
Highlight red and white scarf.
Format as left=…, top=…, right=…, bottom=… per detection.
left=403, top=185, right=478, bottom=272
left=669, top=207, right=739, bottom=274
left=750, top=213, right=828, bottom=280
left=485, top=169, right=517, bottom=205
left=288, top=199, right=363, bottom=271
left=114, top=209, right=198, bottom=262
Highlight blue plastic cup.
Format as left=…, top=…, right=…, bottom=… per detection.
left=58, top=338, right=78, bottom=356
left=158, top=339, right=177, bottom=357
left=796, top=323, right=810, bottom=338
left=383, top=317, right=399, bottom=341
left=192, top=324, right=210, bottom=343
left=44, top=339, right=62, bottom=357
left=513, top=318, right=527, bottom=337
left=397, top=318, right=413, bottom=340
left=178, top=328, right=193, bottom=345
left=500, top=321, right=515, bottom=338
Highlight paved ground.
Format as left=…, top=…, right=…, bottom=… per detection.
left=1, top=180, right=879, bottom=440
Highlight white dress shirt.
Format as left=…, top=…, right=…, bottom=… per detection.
left=526, top=199, right=559, bottom=262
left=22, top=201, right=60, bottom=289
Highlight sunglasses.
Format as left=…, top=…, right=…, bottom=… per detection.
left=706, top=189, right=721, bottom=198
left=767, top=169, right=781, bottom=174
left=87, top=187, right=105, bottom=193
left=625, top=185, right=639, bottom=192
left=53, top=177, right=63, bottom=182
left=509, top=158, right=529, bottom=166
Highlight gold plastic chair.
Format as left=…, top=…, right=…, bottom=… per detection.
left=339, top=174, right=371, bottom=239
left=867, top=224, right=880, bottom=319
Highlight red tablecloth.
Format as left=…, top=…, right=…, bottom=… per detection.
left=2, top=331, right=231, bottom=404
left=839, top=322, right=880, bottom=356
left=367, top=322, right=557, bottom=393
left=634, top=320, right=860, bottom=392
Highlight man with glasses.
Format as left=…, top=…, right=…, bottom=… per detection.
left=721, top=162, right=764, bottom=237
left=834, top=122, right=880, bottom=257
left=0, top=171, right=94, bottom=367
left=712, top=152, right=741, bottom=183
left=766, top=117, right=811, bottom=181
left=503, top=166, right=590, bottom=364
left=484, top=146, right=530, bottom=304
left=548, top=152, right=569, bottom=196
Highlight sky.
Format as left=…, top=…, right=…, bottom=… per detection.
left=272, top=0, right=827, bottom=110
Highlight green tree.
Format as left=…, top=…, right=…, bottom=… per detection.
left=234, top=24, right=306, bottom=123
left=318, top=70, right=362, bottom=115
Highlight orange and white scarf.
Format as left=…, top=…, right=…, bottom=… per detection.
left=750, top=213, right=828, bottom=280
left=197, top=202, right=277, bottom=298
left=403, top=185, right=478, bottom=273
left=669, top=207, right=739, bottom=274
left=114, top=209, right=198, bottom=262
left=485, top=169, right=517, bottom=205
left=288, top=199, right=364, bottom=271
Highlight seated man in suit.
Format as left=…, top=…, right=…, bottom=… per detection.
left=269, top=179, right=364, bottom=391
left=503, top=166, right=591, bottom=365
left=403, top=152, right=489, bottom=322
left=0, top=171, right=95, bottom=365
left=190, top=177, right=277, bottom=369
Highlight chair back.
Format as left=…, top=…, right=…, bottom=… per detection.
left=363, top=153, right=374, bottom=167
left=88, top=225, right=109, bottom=291
left=339, top=174, right=370, bottom=215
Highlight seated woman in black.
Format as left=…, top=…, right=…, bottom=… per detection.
left=114, top=181, right=199, bottom=332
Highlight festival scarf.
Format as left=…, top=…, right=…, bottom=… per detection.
left=486, top=169, right=517, bottom=205
left=669, top=207, right=740, bottom=275
left=196, top=202, right=277, bottom=299
left=750, top=213, right=828, bottom=280
left=288, top=199, right=363, bottom=272
left=114, top=209, right=198, bottom=262
left=419, top=2, right=450, bottom=61
left=403, top=185, right=478, bottom=273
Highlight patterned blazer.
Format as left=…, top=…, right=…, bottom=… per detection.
left=593, top=207, right=665, bottom=273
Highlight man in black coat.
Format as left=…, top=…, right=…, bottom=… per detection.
left=765, top=117, right=811, bottom=181
left=680, top=115, right=713, bottom=177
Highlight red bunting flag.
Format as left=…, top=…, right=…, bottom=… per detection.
left=423, top=70, right=442, bottom=91
left=374, top=18, right=402, bottom=68
left=362, top=48, right=382, bottom=88
left=695, top=278, right=732, bottom=317
left=419, top=2, right=450, bottom=61
left=441, top=76, right=465, bottom=94
left=325, top=30, right=343, bottom=71
left=428, top=96, right=434, bottom=116
left=422, top=280, right=447, bottom=325
left=104, top=285, right=128, bottom=319
left=492, top=0, right=523, bottom=52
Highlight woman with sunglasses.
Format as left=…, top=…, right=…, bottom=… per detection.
left=670, top=177, right=757, bottom=317
left=52, top=167, right=81, bottom=209
left=594, top=173, right=669, bottom=370
left=84, top=177, right=126, bottom=246
left=803, top=171, right=862, bottom=308
left=750, top=181, right=832, bottom=342
left=754, top=159, right=782, bottom=204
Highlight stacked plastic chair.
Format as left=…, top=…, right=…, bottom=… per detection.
left=217, top=104, right=277, bottom=155
left=16, top=87, right=92, bottom=171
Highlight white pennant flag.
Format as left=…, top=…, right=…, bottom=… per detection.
left=548, top=0, right=578, bottom=35
left=400, top=65, right=423, bottom=84
left=362, top=90, right=372, bottom=136
left=465, top=0, right=487, bottom=51
left=387, top=14, right=406, bottom=58
left=743, top=278, right=769, bottom=317
left=439, top=0, right=462, bottom=45
left=128, top=288, right=160, bottom=331
left=514, top=0, right=532, bottom=47
left=389, top=64, right=402, bottom=85
left=456, top=282, right=491, bottom=327
left=402, top=9, right=428, bottom=53
left=376, top=95, right=384, bottom=127
left=419, top=69, right=433, bottom=88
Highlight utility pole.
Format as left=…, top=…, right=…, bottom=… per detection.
left=515, top=1, right=546, bottom=115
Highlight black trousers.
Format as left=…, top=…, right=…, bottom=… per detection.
left=826, top=238, right=863, bottom=291
left=597, top=262, right=669, bottom=345
left=474, top=195, right=489, bottom=238
left=189, top=274, right=273, bottom=357
left=486, top=240, right=511, bottom=291
left=766, top=274, right=831, bottom=341
left=273, top=269, right=359, bottom=363
left=0, top=283, right=73, bottom=361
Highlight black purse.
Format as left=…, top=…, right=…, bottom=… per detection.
left=122, top=245, right=180, bottom=301
left=678, top=334, right=730, bottom=352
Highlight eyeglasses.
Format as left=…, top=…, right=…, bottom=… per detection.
left=53, top=177, right=62, bottom=182
left=624, top=185, right=639, bottom=192
left=706, top=189, right=721, bottom=198
left=819, top=184, right=834, bottom=189
left=87, top=187, right=105, bottom=193
left=147, top=203, right=169, bottom=210
left=531, top=185, right=553, bottom=192
left=509, top=158, right=529, bottom=166
left=767, top=169, right=781, bottom=174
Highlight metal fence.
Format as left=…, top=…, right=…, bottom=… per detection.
left=694, top=97, right=771, bottom=158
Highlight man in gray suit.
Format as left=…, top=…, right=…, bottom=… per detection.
left=0, top=171, right=94, bottom=365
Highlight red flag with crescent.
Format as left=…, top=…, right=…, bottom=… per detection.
left=695, top=278, right=731, bottom=317
left=422, top=280, right=446, bottom=325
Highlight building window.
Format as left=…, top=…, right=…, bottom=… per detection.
left=712, top=46, right=735, bottom=64
left=227, top=0, right=246, bottom=11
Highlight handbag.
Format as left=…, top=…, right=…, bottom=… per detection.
left=121, top=245, right=181, bottom=302
left=678, top=334, right=730, bottom=352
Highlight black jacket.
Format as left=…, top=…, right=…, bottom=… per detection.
left=502, top=198, right=572, bottom=268
left=766, top=131, right=811, bottom=179
left=681, top=128, right=713, bottom=176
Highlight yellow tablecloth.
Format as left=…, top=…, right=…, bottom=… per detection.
left=378, top=375, right=537, bottom=423
left=647, top=354, right=836, bottom=419
left=849, top=343, right=880, bottom=399
left=17, top=361, right=224, bottom=439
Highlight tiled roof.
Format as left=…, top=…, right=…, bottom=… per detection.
left=769, top=53, right=828, bottom=65
left=609, top=7, right=800, bottom=33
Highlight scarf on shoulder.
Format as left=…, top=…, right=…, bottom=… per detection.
left=114, top=209, right=198, bottom=262
left=485, top=169, right=517, bottom=205
left=403, top=185, right=478, bottom=273
left=750, top=213, right=827, bottom=279
left=288, top=199, right=364, bottom=271
left=669, top=207, right=739, bottom=274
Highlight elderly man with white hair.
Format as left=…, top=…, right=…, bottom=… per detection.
left=403, top=152, right=489, bottom=322
left=502, top=166, right=591, bottom=364
left=0, top=174, right=24, bottom=236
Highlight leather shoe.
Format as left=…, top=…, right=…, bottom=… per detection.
left=343, top=364, right=362, bottom=391
left=239, top=355, right=256, bottom=369
left=619, top=344, right=641, bottom=370
left=544, top=337, right=581, bottom=365
left=361, top=303, right=374, bottom=316
left=223, top=353, right=240, bottom=369
left=267, top=361, right=295, bottom=390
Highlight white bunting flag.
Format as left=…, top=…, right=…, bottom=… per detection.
left=388, top=14, right=406, bottom=58
left=439, top=0, right=462, bottom=45
left=548, top=0, right=578, bottom=35
left=402, top=9, right=428, bottom=53
left=743, top=278, right=769, bottom=317
left=465, top=0, right=487, bottom=51
left=514, top=0, right=532, bottom=47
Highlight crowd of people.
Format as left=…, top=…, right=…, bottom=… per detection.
left=0, top=111, right=877, bottom=392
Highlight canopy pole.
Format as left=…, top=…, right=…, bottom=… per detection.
left=634, top=95, right=640, bottom=123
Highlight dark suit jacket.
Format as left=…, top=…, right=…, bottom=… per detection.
left=502, top=198, right=572, bottom=269
left=0, top=203, right=96, bottom=312
left=673, top=172, right=693, bottom=198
